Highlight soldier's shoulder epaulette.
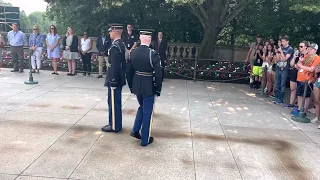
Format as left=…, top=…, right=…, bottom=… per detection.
left=114, top=40, right=121, bottom=45
left=110, top=43, right=120, bottom=49
left=149, top=48, right=156, bottom=53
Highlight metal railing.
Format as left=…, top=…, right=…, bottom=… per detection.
left=1, top=49, right=251, bottom=83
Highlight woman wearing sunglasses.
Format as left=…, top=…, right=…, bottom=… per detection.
left=29, top=25, right=43, bottom=73
left=46, top=25, right=60, bottom=75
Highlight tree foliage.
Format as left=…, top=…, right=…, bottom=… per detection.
left=290, top=0, right=320, bottom=13
left=0, top=0, right=12, bottom=6
left=19, top=11, right=31, bottom=31
left=44, top=0, right=320, bottom=57
left=18, top=11, right=54, bottom=34
left=45, top=0, right=202, bottom=42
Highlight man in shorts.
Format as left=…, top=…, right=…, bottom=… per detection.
left=292, top=43, right=320, bottom=116
left=246, top=34, right=263, bottom=88
left=252, top=43, right=264, bottom=89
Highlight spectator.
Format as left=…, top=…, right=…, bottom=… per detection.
left=154, top=31, right=168, bottom=82
left=285, top=41, right=309, bottom=108
left=122, top=24, right=138, bottom=52
left=62, top=27, right=78, bottom=76
left=8, top=23, right=27, bottom=73
left=273, top=36, right=294, bottom=104
left=96, top=28, right=111, bottom=78
left=269, top=38, right=275, bottom=46
left=252, top=43, right=264, bottom=89
left=29, top=25, right=43, bottom=73
left=292, top=43, right=320, bottom=116
left=312, top=53, right=320, bottom=129
left=0, top=34, right=4, bottom=73
left=79, top=31, right=93, bottom=76
left=46, top=25, right=60, bottom=75
left=245, top=34, right=263, bottom=88
left=263, top=44, right=275, bottom=95
left=269, top=48, right=281, bottom=97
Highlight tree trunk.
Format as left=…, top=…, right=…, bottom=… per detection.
left=198, top=26, right=219, bottom=59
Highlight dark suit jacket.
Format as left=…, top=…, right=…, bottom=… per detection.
left=62, top=35, right=78, bottom=52
left=96, top=35, right=111, bottom=56
left=154, top=39, right=167, bottom=61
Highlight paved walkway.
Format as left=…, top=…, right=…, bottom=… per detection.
left=0, top=68, right=320, bottom=180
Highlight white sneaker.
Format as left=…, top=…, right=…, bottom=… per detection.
left=311, top=117, right=319, bottom=123
left=318, top=124, right=320, bottom=129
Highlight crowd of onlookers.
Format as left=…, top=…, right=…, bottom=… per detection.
left=0, top=23, right=167, bottom=78
left=2, top=23, right=320, bottom=129
left=246, top=34, right=320, bottom=129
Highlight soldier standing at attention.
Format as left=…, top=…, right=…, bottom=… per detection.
left=101, top=24, right=126, bottom=133
left=126, top=29, right=163, bottom=146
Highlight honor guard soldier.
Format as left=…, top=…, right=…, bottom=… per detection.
left=126, top=29, right=163, bottom=146
left=101, top=24, right=126, bottom=133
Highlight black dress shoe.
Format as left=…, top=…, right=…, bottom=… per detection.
left=11, top=69, right=19, bottom=72
left=141, top=137, right=154, bottom=146
left=101, top=125, right=115, bottom=132
left=130, top=132, right=141, bottom=139
left=97, top=75, right=103, bottom=78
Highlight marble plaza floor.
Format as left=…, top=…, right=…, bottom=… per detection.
left=0, top=68, right=320, bottom=180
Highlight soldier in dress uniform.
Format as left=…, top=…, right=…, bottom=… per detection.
left=101, top=24, right=127, bottom=133
left=126, top=29, right=163, bottom=146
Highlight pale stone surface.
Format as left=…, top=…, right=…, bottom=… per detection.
left=0, top=111, right=83, bottom=124
left=22, top=125, right=102, bottom=178
left=16, top=176, right=66, bottom=180
left=0, top=121, right=71, bottom=174
left=0, top=68, right=320, bottom=180
left=0, top=174, right=18, bottom=180
left=70, top=130, right=195, bottom=180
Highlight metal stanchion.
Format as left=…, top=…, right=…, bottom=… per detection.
left=261, top=65, right=267, bottom=96
left=24, top=50, right=38, bottom=85
left=292, top=81, right=311, bottom=123
left=193, top=57, right=197, bottom=82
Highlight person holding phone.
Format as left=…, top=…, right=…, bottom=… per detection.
left=245, top=34, right=263, bottom=88
left=252, top=43, right=264, bottom=89
left=292, top=43, right=320, bottom=118
left=272, top=36, right=294, bottom=104
left=263, top=44, right=275, bottom=96
left=284, top=41, right=309, bottom=108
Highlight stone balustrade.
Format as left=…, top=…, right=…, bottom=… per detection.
left=0, top=32, right=249, bottom=62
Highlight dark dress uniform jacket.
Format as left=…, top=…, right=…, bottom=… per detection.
left=127, top=45, right=163, bottom=96
left=104, top=39, right=126, bottom=88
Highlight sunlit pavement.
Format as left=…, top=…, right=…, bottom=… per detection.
left=0, top=68, right=320, bottom=180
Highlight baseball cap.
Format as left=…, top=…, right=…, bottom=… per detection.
left=309, top=43, right=319, bottom=50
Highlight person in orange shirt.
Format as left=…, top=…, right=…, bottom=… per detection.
left=291, top=43, right=320, bottom=116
